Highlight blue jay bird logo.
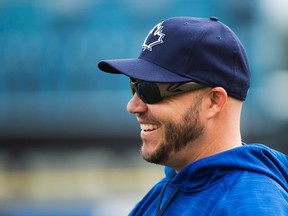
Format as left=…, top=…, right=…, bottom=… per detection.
left=142, top=22, right=165, bottom=51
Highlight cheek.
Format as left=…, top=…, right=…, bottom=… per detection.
left=151, top=103, right=184, bottom=121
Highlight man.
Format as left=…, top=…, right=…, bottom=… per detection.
left=98, top=17, right=287, bottom=215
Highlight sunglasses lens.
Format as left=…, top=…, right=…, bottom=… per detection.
left=130, top=81, right=162, bottom=104
left=141, top=83, right=162, bottom=104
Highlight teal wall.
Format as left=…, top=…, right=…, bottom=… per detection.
left=0, top=0, right=287, bottom=153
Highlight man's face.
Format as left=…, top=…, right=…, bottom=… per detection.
left=127, top=90, right=205, bottom=167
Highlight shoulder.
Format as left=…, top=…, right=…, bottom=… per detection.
left=215, top=171, right=288, bottom=215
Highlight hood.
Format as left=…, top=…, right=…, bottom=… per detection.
left=164, top=144, right=288, bottom=192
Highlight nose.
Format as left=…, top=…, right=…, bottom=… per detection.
left=127, top=93, right=148, bottom=114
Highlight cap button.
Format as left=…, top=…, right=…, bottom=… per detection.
left=210, top=16, right=218, bottom=21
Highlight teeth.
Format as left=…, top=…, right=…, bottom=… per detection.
left=140, top=124, right=159, bottom=131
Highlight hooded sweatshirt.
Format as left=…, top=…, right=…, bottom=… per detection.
left=129, top=144, right=288, bottom=216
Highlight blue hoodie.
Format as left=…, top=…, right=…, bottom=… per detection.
left=129, top=144, right=288, bottom=216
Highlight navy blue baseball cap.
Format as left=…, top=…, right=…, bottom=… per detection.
left=98, top=16, right=250, bottom=101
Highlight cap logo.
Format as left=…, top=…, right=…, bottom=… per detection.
left=142, top=21, right=165, bottom=51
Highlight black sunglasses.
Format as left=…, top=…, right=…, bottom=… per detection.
left=130, top=79, right=206, bottom=104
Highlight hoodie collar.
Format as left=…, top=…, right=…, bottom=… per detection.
left=164, top=144, right=288, bottom=191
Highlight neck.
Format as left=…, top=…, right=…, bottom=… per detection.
left=171, top=134, right=242, bottom=173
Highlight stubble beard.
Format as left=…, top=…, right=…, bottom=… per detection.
left=140, top=96, right=205, bottom=165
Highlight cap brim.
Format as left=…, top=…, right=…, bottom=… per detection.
left=98, top=58, right=191, bottom=83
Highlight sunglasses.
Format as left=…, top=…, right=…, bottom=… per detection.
left=130, top=79, right=206, bottom=104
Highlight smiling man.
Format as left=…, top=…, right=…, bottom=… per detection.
left=98, top=17, right=287, bottom=216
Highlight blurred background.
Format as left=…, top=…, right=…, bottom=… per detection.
left=0, top=0, right=287, bottom=215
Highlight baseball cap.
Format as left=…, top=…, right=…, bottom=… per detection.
left=98, top=16, right=250, bottom=101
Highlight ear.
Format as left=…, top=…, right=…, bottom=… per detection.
left=206, top=87, right=228, bottom=119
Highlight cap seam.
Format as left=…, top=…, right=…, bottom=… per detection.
left=228, top=30, right=239, bottom=96
left=183, top=20, right=210, bottom=77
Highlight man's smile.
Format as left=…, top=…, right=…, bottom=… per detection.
left=140, top=124, right=160, bottom=132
